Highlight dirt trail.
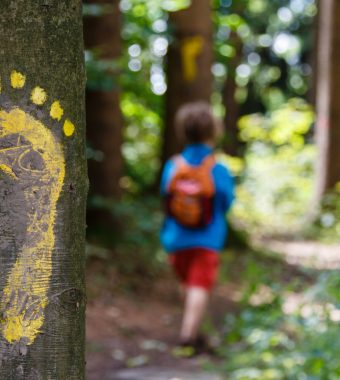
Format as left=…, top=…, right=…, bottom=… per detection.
left=86, top=266, right=237, bottom=380
left=260, top=239, right=340, bottom=269
left=112, top=367, right=222, bottom=380
left=86, top=240, right=340, bottom=380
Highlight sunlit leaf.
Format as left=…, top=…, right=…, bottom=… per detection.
left=161, top=0, right=191, bottom=12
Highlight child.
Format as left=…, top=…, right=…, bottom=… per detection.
left=160, top=101, right=235, bottom=352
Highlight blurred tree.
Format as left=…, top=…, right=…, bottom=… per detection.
left=310, top=0, right=320, bottom=107
left=314, top=0, right=340, bottom=198
left=84, top=0, right=124, bottom=234
left=84, top=0, right=124, bottom=199
left=163, top=0, right=213, bottom=162
left=0, top=1, right=87, bottom=379
left=221, top=30, right=243, bottom=156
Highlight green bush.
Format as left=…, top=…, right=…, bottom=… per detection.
left=87, top=195, right=165, bottom=280
left=230, top=98, right=316, bottom=235
left=217, top=255, right=340, bottom=380
left=306, top=187, right=340, bottom=243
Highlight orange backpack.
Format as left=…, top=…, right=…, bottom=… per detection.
left=166, top=155, right=215, bottom=228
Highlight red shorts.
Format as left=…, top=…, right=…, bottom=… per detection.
left=169, top=248, right=219, bottom=291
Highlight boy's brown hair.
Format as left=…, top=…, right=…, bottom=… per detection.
left=175, top=101, right=221, bottom=144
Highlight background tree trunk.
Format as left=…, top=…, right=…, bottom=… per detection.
left=222, top=31, right=242, bottom=156
left=163, top=0, right=213, bottom=163
left=310, top=0, right=320, bottom=107
left=84, top=0, right=124, bottom=199
left=84, top=0, right=124, bottom=238
left=0, top=1, right=87, bottom=379
left=314, top=0, right=340, bottom=199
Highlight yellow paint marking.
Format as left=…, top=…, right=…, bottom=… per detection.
left=50, top=101, right=64, bottom=121
left=0, top=164, right=17, bottom=179
left=181, top=36, right=204, bottom=82
left=10, top=70, right=26, bottom=89
left=31, top=87, right=47, bottom=105
left=0, top=107, right=65, bottom=345
left=0, top=145, right=30, bottom=153
left=63, top=119, right=75, bottom=137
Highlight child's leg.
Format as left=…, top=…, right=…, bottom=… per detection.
left=180, top=286, right=209, bottom=343
left=168, top=249, right=218, bottom=344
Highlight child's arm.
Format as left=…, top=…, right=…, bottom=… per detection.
left=160, top=159, right=175, bottom=196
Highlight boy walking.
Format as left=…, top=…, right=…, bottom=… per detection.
left=160, top=102, right=235, bottom=352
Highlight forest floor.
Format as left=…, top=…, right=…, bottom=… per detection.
left=86, top=261, right=235, bottom=380
left=85, top=240, right=340, bottom=380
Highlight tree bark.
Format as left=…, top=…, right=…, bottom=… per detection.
left=222, top=31, right=242, bottom=156
left=0, top=1, right=87, bottom=379
left=163, top=0, right=213, bottom=163
left=314, top=0, right=340, bottom=199
left=309, top=0, right=320, bottom=107
left=84, top=0, right=124, bottom=199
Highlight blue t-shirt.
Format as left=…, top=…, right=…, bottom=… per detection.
left=160, top=144, right=235, bottom=253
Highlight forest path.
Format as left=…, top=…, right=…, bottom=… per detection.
left=86, top=239, right=339, bottom=380
left=255, top=238, right=340, bottom=270
left=110, top=366, right=222, bottom=380
left=86, top=263, right=236, bottom=380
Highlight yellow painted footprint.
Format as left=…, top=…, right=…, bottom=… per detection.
left=0, top=70, right=76, bottom=345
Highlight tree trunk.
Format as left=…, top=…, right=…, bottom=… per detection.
left=309, top=0, right=320, bottom=107
left=0, top=1, right=87, bottom=379
left=84, top=0, right=124, bottom=239
left=314, top=0, right=340, bottom=199
left=84, top=0, right=124, bottom=199
left=222, top=31, right=242, bottom=156
left=163, top=0, right=213, bottom=163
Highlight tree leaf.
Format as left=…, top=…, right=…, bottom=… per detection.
left=161, top=0, right=191, bottom=12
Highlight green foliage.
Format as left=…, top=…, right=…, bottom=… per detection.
left=231, top=99, right=315, bottom=234
left=218, top=255, right=340, bottom=380
left=306, top=187, right=340, bottom=243
left=111, top=196, right=164, bottom=278
left=121, top=0, right=191, bottom=15
left=238, top=98, right=314, bottom=146
left=85, top=50, right=121, bottom=91
left=119, top=0, right=169, bottom=192
left=161, top=0, right=191, bottom=12
left=213, top=0, right=316, bottom=111
left=121, top=94, right=163, bottom=191
left=87, top=196, right=165, bottom=280
left=120, top=0, right=170, bottom=101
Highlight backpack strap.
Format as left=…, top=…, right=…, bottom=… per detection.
left=172, top=154, right=215, bottom=169
left=172, top=154, right=188, bottom=169
left=200, top=154, right=215, bottom=169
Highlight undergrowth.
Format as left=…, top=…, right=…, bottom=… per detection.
left=86, top=195, right=165, bottom=285
left=213, top=253, right=340, bottom=380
